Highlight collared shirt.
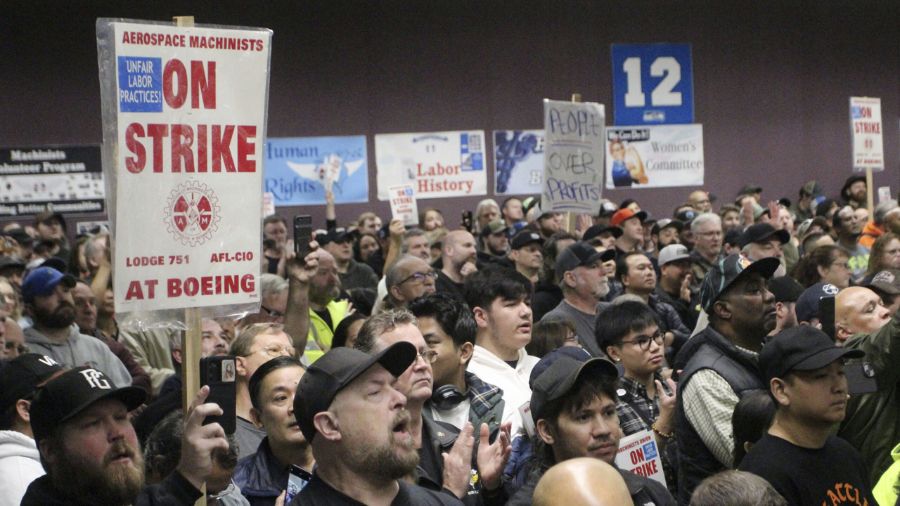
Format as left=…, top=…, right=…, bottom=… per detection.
left=616, top=374, right=661, bottom=435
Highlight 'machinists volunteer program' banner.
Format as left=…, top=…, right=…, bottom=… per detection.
left=97, top=19, right=272, bottom=313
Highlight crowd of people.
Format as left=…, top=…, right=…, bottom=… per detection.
left=0, top=174, right=899, bottom=505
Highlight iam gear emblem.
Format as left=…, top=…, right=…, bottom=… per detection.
left=164, top=180, right=220, bottom=246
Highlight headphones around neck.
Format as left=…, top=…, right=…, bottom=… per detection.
left=430, top=384, right=466, bottom=411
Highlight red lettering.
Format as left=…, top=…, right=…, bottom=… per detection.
left=212, top=125, right=236, bottom=172
left=629, top=448, right=644, bottom=465
left=168, top=278, right=182, bottom=297
left=170, top=124, right=194, bottom=172
left=191, top=60, right=216, bottom=109
left=201, top=276, right=213, bottom=295
left=125, top=123, right=146, bottom=173
left=237, top=125, right=256, bottom=172
left=225, top=275, right=239, bottom=293
left=125, top=281, right=143, bottom=300
left=183, top=277, right=199, bottom=296
left=163, top=59, right=188, bottom=109
left=241, top=274, right=255, bottom=292
left=144, top=279, right=158, bottom=299
left=146, top=124, right=169, bottom=173
left=197, top=124, right=208, bottom=172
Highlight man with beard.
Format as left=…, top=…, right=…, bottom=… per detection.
left=651, top=219, right=683, bottom=251
left=292, top=342, right=462, bottom=505
left=477, top=220, right=510, bottom=262
left=354, top=309, right=510, bottom=502
left=673, top=255, right=779, bottom=504
left=738, top=223, right=789, bottom=278
left=306, top=250, right=350, bottom=361
left=841, top=174, right=867, bottom=210
left=507, top=231, right=544, bottom=285
left=541, top=242, right=614, bottom=358
left=21, top=267, right=131, bottom=387
left=23, top=366, right=229, bottom=506
left=436, top=230, right=478, bottom=299
left=318, top=228, right=378, bottom=292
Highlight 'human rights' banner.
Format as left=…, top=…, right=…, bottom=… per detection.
left=97, top=19, right=272, bottom=314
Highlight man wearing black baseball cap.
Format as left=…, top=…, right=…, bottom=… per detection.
left=541, top=242, right=615, bottom=358
left=738, top=223, right=789, bottom=277
left=22, top=366, right=229, bottom=506
left=739, top=327, right=874, bottom=505
left=318, top=227, right=378, bottom=292
left=673, top=254, right=779, bottom=503
left=508, top=231, right=544, bottom=285
left=766, top=276, right=804, bottom=336
left=292, top=342, right=461, bottom=505
left=506, top=348, right=674, bottom=505
left=0, top=354, right=63, bottom=506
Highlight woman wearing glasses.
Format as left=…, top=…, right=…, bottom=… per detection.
left=597, top=300, right=679, bottom=496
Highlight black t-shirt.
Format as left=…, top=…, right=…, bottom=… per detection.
left=293, top=473, right=462, bottom=505
left=739, top=433, right=876, bottom=506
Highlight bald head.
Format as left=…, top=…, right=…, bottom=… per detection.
left=442, top=230, right=476, bottom=268
left=533, top=458, right=631, bottom=506
left=835, top=286, right=892, bottom=342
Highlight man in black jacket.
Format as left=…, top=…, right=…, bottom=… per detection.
left=22, top=366, right=228, bottom=506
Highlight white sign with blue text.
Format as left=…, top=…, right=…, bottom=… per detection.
left=611, top=43, right=693, bottom=125
left=542, top=100, right=605, bottom=214
left=606, top=125, right=704, bottom=189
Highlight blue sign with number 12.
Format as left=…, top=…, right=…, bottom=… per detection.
left=611, top=43, right=693, bottom=125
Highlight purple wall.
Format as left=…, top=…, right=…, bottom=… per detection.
left=1, top=1, right=897, bottom=231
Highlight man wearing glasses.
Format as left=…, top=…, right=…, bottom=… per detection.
left=229, top=323, right=297, bottom=459
left=689, top=213, right=724, bottom=290
left=383, top=255, right=437, bottom=311
left=354, top=309, right=511, bottom=503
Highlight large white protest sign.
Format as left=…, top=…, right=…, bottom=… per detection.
left=375, top=131, right=486, bottom=200
left=850, top=97, right=884, bottom=171
left=615, top=429, right=667, bottom=488
left=97, top=20, right=272, bottom=313
left=605, top=124, right=704, bottom=189
left=542, top=100, right=605, bottom=214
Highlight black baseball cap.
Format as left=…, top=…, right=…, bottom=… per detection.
left=841, top=175, right=866, bottom=199
left=30, top=366, right=146, bottom=442
left=760, top=326, right=864, bottom=383
left=795, top=282, right=840, bottom=323
left=651, top=219, right=683, bottom=236
left=0, top=353, right=64, bottom=413
left=582, top=224, right=622, bottom=242
left=315, top=228, right=352, bottom=245
left=767, top=276, right=804, bottom=303
left=737, top=223, right=790, bottom=249
left=529, top=350, right=618, bottom=423
left=294, top=342, right=417, bottom=441
left=699, top=255, right=780, bottom=312
left=510, top=231, right=543, bottom=250
left=480, top=220, right=509, bottom=238
left=675, top=209, right=698, bottom=224
left=555, top=242, right=615, bottom=275
left=863, top=269, right=900, bottom=296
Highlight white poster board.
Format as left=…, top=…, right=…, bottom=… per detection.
left=97, top=19, right=272, bottom=316
left=375, top=131, right=486, bottom=200
left=542, top=100, right=605, bottom=214
left=850, top=97, right=884, bottom=171
left=388, top=184, right=419, bottom=226
left=605, top=125, right=704, bottom=189
left=614, top=429, right=667, bottom=488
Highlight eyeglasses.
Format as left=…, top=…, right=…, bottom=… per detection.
left=416, top=349, right=439, bottom=364
left=620, top=331, right=664, bottom=350
left=399, top=270, right=438, bottom=285
left=695, top=230, right=722, bottom=238
left=250, top=344, right=296, bottom=358
left=830, top=261, right=850, bottom=270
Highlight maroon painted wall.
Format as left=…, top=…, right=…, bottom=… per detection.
left=1, top=0, right=897, bottom=231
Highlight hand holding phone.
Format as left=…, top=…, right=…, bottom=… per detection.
left=294, top=215, right=312, bottom=258
left=285, top=465, right=312, bottom=503
left=199, top=356, right=237, bottom=434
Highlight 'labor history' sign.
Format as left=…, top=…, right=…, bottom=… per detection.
left=849, top=97, right=884, bottom=171
left=542, top=100, right=605, bottom=214
left=97, top=19, right=272, bottom=312
left=375, top=131, right=487, bottom=200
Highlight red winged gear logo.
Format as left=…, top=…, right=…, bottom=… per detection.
left=164, top=180, right=221, bottom=246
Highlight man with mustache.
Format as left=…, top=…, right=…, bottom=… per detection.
left=739, top=327, right=875, bottom=505
left=22, top=267, right=131, bottom=387
left=22, top=366, right=229, bottom=505
left=506, top=348, right=674, bottom=505
left=673, top=255, right=779, bottom=504
left=292, top=342, right=462, bottom=505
